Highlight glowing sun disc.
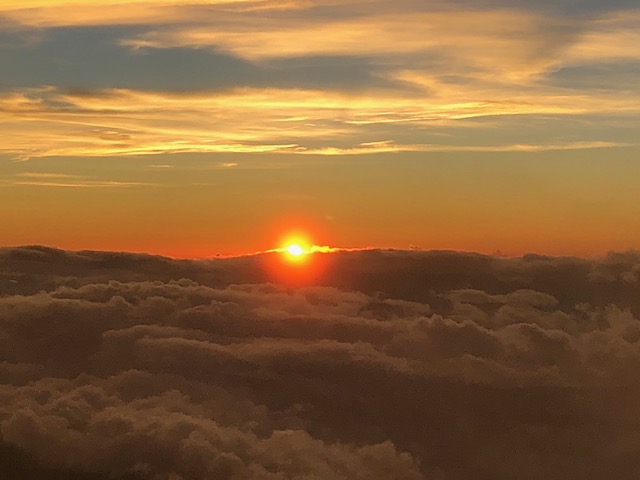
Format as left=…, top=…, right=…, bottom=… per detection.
left=286, top=244, right=305, bottom=256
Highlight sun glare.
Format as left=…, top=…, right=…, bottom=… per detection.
left=286, top=244, right=305, bottom=257
left=278, top=234, right=313, bottom=263
left=265, top=231, right=333, bottom=283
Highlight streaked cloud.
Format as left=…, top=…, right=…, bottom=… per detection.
left=0, top=84, right=637, bottom=159
left=295, top=140, right=630, bottom=156
left=1, top=2, right=638, bottom=160
left=0, top=0, right=278, bottom=27
left=0, top=171, right=154, bottom=188
left=1, top=179, right=154, bottom=188
left=16, top=172, right=83, bottom=179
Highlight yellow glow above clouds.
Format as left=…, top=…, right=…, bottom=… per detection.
left=267, top=231, right=340, bottom=258
left=286, top=244, right=305, bottom=256
left=277, top=242, right=342, bottom=265
left=273, top=245, right=340, bottom=254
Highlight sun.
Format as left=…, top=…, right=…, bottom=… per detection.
left=278, top=234, right=313, bottom=262
left=286, top=244, right=305, bottom=257
left=283, top=241, right=311, bottom=262
left=265, top=231, right=331, bottom=283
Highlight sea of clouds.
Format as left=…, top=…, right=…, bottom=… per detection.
left=1, top=246, right=640, bottom=479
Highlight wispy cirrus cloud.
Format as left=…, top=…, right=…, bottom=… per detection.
left=0, top=85, right=636, bottom=159
left=0, top=0, right=284, bottom=27
left=294, top=140, right=630, bottom=156
left=0, top=1, right=638, bottom=161
left=16, top=172, right=82, bottom=179
left=0, top=171, right=154, bottom=188
left=116, top=6, right=640, bottom=85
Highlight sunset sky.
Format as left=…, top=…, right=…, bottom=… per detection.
left=3, top=4, right=640, bottom=477
left=1, top=0, right=639, bottom=257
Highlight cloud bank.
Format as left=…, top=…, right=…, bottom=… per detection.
left=2, top=246, right=640, bottom=479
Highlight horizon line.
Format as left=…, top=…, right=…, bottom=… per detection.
left=2, top=243, right=637, bottom=262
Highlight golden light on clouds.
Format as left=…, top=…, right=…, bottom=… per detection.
left=0, top=85, right=636, bottom=159
left=1, top=1, right=639, bottom=160
left=0, top=0, right=274, bottom=27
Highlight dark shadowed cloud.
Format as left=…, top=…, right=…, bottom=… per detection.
left=1, top=246, right=640, bottom=478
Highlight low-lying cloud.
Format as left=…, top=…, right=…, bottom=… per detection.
left=1, top=246, right=640, bottom=479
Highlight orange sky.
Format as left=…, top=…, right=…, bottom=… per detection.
left=2, top=149, right=639, bottom=258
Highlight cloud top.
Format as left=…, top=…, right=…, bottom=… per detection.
left=2, top=246, right=640, bottom=478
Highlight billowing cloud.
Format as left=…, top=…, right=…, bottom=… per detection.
left=2, top=246, right=640, bottom=478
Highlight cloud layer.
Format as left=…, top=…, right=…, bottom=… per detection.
left=1, top=1, right=639, bottom=158
left=2, top=246, right=640, bottom=478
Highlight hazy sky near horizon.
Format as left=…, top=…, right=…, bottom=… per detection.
left=1, top=0, right=639, bottom=257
